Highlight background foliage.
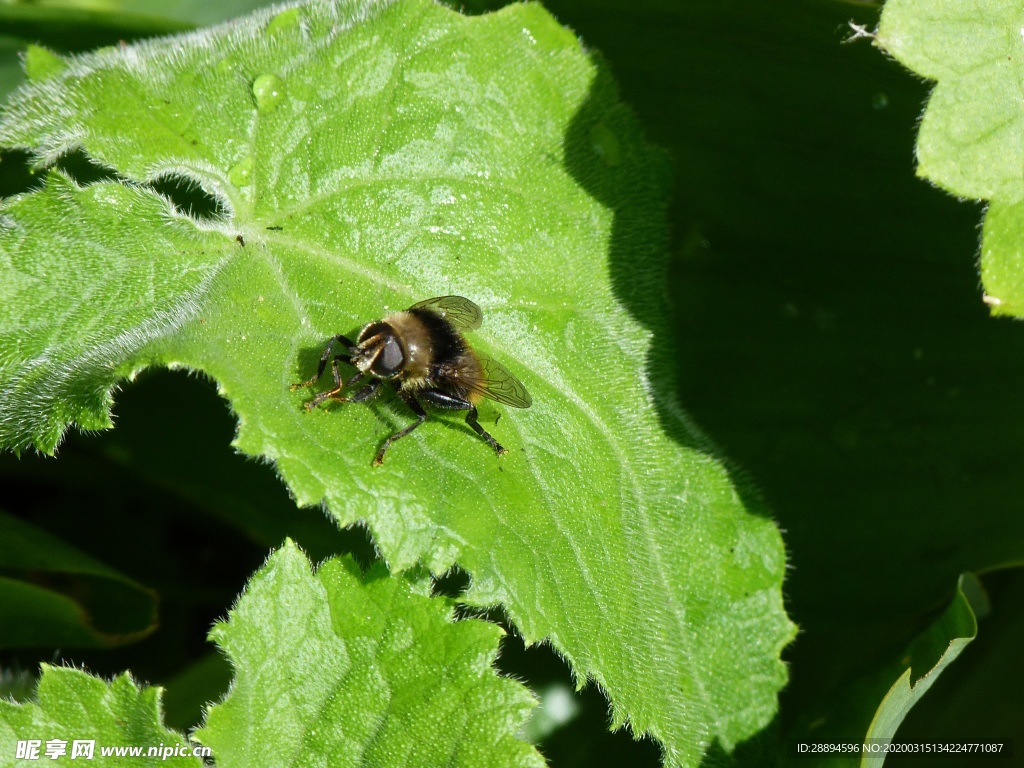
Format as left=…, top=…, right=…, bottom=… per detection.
left=1, top=0, right=1022, bottom=766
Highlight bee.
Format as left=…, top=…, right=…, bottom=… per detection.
left=292, top=296, right=532, bottom=466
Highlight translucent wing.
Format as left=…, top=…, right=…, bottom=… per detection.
left=464, top=351, right=533, bottom=409
left=409, top=295, right=482, bottom=331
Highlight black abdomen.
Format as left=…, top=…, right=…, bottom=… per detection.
left=408, top=306, right=466, bottom=367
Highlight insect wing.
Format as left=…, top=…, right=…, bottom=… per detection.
left=466, top=351, right=532, bottom=408
left=409, top=295, right=483, bottom=331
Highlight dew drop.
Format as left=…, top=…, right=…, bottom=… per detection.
left=252, top=74, right=286, bottom=113
left=267, top=7, right=301, bottom=35
left=228, top=156, right=254, bottom=187
left=216, top=56, right=238, bottom=76
left=589, top=122, right=622, bottom=166
left=517, top=13, right=575, bottom=51
left=871, top=92, right=889, bottom=110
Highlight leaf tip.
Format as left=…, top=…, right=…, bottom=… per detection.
left=22, top=46, right=68, bottom=83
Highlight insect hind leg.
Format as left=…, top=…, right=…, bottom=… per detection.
left=418, top=389, right=506, bottom=456
left=374, top=390, right=428, bottom=466
left=466, top=405, right=507, bottom=455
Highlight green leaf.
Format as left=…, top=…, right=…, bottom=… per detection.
left=891, top=567, right=1024, bottom=748
left=786, top=575, right=984, bottom=768
left=860, top=573, right=981, bottom=768
left=0, top=666, right=203, bottom=767
left=0, top=5, right=193, bottom=48
left=0, top=544, right=541, bottom=766
left=0, top=0, right=269, bottom=33
left=22, top=46, right=67, bottom=83
left=0, top=508, right=158, bottom=649
left=876, top=0, right=1024, bottom=316
left=0, top=0, right=795, bottom=762
left=196, top=541, right=543, bottom=767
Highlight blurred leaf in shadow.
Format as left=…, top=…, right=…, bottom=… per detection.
left=862, top=573, right=981, bottom=762
left=0, top=666, right=35, bottom=702
left=160, top=652, right=233, bottom=732
left=0, top=36, right=29, bottom=103
left=0, top=369, right=360, bottom=700
left=888, top=567, right=1024, bottom=762
left=0, top=370, right=361, bottom=563
left=0, top=509, right=157, bottom=648
left=0, top=2, right=192, bottom=110
left=786, top=573, right=981, bottom=766
left=0, top=4, right=191, bottom=51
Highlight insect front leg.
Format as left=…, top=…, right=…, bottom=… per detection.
left=291, top=334, right=355, bottom=391
left=306, top=359, right=352, bottom=409
left=418, top=389, right=507, bottom=456
left=340, top=375, right=383, bottom=403
left=305, top=370, right=376, bottom=410
left=374, top=390, right=428, bottom=467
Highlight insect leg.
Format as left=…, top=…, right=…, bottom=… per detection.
left=307, top=371, right=380, bottom=410
left=341, top=376, right=381, bottom=403
left=291, top=334, right=355, bottom=391
left=313, top=356, right=353, bottom=403
left=418, top=389, right=507, bottom=456
left=306, top=359, right=357, bottom=410
left=465, top=405, right=507, bottom=455
left=373, top=391, right=428, bottom=467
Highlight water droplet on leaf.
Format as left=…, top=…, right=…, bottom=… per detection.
left=216, top=56, right=239, bottom=76
left=252, top=74, right=286, bottom=112
left=267, top=7, right=301, bottom=35
left=517, top=8, right=575, bottom=52
left=229, top=156, right=254, bottom=187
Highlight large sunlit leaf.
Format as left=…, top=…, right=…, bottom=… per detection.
left=877, top=0, right=1024, bottom=316
left=0, top=0, right=795, bottom=762
left=195, top=541, right=543, bottom=767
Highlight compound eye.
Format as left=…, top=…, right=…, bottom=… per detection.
left=373, top=334, right=405, bottom=376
